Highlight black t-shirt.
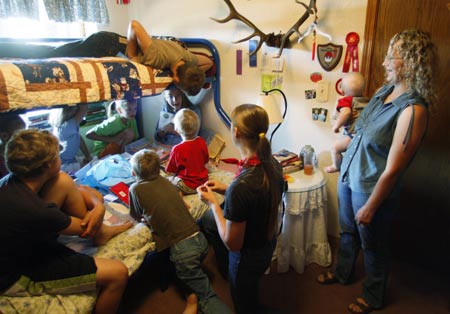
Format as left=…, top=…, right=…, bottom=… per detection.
left=0, top=174, right=71, bottom=291
left=223, top=158, right=283, bottom=249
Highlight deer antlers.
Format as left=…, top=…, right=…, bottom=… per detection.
left=211, top=0, right=317, bottom=57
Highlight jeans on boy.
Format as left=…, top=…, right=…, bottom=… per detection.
left=169, top=232, right=232, bottom=314
left=199, top=210, right=230, bottom=279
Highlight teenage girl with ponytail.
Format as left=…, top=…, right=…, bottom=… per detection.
left=197, top=104, right=285, bottom=314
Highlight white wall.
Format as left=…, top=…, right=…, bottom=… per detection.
left=103, top=0, right=368, bottom=237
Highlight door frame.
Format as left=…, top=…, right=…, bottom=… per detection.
left=361, top=0, right=379, bottom=96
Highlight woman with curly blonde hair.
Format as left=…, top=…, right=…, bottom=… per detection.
left=386, top=29, right=438, bottom=111
left=316, top=29, right=438, bottom=314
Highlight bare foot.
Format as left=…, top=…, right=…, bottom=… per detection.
left=94, top=221, right=133, bottom=246
left=324, top=165, right=340, bottom=173
left=183, top=294, right=198, bottom=314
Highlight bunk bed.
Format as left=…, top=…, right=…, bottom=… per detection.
left=0, top=37, right=231, bottom=126
left=0, top=36, right=233, bottom=314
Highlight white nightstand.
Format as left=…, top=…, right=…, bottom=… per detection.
left=276, top=169, right=332, bottom=273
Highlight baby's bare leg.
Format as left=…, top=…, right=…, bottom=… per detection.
left=326, top=136, right=352, bottom=173
left=334, top=136, right=352, bottom=167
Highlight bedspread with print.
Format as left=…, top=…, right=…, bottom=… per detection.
left=0, top=57, right=173, bottom=112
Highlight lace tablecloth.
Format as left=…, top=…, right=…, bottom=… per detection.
left=276, top=169, right=332, bottom=273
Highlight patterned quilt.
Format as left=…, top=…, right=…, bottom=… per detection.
left=0, top=57, right=173, bottom=112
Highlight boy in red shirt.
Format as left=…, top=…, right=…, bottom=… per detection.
left=165, top=108, right=209, bottom=195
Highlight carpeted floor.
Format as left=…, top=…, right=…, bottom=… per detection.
left=118, top=240, right=449, bottom=314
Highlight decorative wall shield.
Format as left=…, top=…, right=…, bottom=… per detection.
left=317, top=43, right=343, bottom=71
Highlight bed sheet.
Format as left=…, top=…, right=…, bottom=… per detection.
left=175, top=164, right=234, bottom=221
left=0, top=166, right=234, bottom=314
left=0, top=203, right=153, bottom=314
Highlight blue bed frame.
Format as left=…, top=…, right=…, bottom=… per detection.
left=181, top=38, right=230, bottom=128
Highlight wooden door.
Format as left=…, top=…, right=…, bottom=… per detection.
left=361, top=0, right=450, bottom=272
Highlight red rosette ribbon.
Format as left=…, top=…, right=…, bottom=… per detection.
left=342, top=32, right=360, bottom=72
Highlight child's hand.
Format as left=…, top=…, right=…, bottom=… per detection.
left=204, top=180, right=217, bottom=189
left=204, top=179, right=227, bottom=194
left=197, top=184, right=216, bottom=204
left=80, top=205, right=103, bottom=238
left=164, top=123, right=175, bottom=134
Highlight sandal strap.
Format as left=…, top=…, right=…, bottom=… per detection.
left=348, top=298, right=374, bottom=314
left=316, top=270, right=338, bottom=284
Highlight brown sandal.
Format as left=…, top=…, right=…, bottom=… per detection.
left=316, top=270, right=338, bottom=284
left=348, top=298, right=375, bottom=314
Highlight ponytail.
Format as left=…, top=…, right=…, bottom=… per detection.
left=231, top=104, right=283, bottom=239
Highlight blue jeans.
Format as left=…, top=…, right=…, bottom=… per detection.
left=169, top=232, right=232, bottom=314
left=200, top=209, right=276, bottom=314
left=199, top=210, right=230, bottom=279
left=334, top=181, right=398, bottom=309
left=229, top=239, right=276, bottom=314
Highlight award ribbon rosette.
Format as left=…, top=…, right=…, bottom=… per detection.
left=342, top=32, right=360, bottom=72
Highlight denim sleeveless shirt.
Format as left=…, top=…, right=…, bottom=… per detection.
left=340, top=84, right=428, bottom=195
